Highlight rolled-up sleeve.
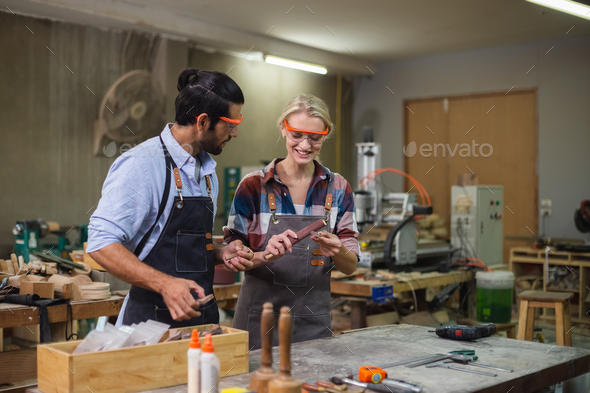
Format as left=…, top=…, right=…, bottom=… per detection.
left=87, top=155, right=153, bottom=253
left=335, top=181, right=360, bottom=257
left=223, top=180, right=254, bottom=247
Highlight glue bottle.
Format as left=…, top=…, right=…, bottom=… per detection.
left=201, top=333, right=220, bottom=393
left=188, top=329, right=201, bottom=393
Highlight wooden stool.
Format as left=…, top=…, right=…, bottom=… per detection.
left=517, top=290, right=573, bottom=346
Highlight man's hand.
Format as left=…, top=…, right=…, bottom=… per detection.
left=159, top=276, right=206, bottom=321
left=263, top=229, right=298, bottom=261
left=222, top=240, right=255, bottom=272
left=311, top=230, right=343, bottom=258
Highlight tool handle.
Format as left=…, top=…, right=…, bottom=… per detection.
left=264, top=219, right=326, bottom=260
left=278, top=306, right=293, bottom=376
left=316, top=381, right=343, bottom=390
left=302, top=383, right=323, bottom=392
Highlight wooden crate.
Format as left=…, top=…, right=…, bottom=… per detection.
left=38, top=325, right=248, bottom=393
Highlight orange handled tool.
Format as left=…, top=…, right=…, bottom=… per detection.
left=359, top=366, right=387, bottom=383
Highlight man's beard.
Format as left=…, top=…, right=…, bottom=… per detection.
left=201, top=132, right=230, bottom=156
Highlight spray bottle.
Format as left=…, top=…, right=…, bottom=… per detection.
left=201, top=333, right=220, bottom=393
left=188, top=329, right=201, bottom=393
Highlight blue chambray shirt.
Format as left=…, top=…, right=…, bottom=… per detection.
left=87, top=124, right=219, bottom=260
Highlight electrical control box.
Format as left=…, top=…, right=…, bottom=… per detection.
left=451, top=185, right=504, bottom=266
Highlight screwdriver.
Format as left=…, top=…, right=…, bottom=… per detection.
left=430, top=323, right=497, bottom=340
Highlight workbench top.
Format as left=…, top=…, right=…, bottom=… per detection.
left=144, top=324, right=590, bottom=393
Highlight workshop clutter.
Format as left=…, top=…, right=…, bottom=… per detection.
left=0, top=250, right=122, bottom=301
left=416, top=213, right=448, bottom=240
left=547, top=266, right=579, bottom=291
left=73, top=320, right=169, bottom=354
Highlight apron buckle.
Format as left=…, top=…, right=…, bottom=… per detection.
left=271, top=211, right=280, bottom=224
left=176, top=188, right=184, bottom=209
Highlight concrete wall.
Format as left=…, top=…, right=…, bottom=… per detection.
left=0, top=11, right=352, bottom=255
left=353, top=35, right=590, bottom=240
left=0, top=12, right=183, bottom=256
left=187, top=48, right=354, bottom=233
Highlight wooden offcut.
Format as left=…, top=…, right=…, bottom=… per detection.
left=20, top=281, right=54, bottom=299
left=37, top=325, right=248, bottom=393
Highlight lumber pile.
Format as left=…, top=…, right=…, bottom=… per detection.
left=417, top=214, right=448, bottom=240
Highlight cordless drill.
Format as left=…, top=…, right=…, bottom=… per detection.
left=433, top=323, right=497, bottom=340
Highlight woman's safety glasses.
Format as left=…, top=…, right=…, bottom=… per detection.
left=284, top=120, right=328, bottom=145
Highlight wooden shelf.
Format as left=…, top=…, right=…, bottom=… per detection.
left=546, top=287, right=580, bottom=294
left=510, top=247, right=590, bottom=323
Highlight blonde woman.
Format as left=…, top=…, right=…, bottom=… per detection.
left=223, top=94, right=359, bottom=348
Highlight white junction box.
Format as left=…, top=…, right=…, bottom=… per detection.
left=451, top=185, right=504, bottom=265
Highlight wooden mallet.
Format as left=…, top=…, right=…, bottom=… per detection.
left=268, top=306, right=302, bottom=393
left=249, top=302, right=278, bottom=393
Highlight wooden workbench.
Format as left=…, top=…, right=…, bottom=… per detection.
left=331, top=270, right=473, bottom=328
left=137, top=324, right=590, bottom=393
left=331, top=270, right=473, bottom=297
left=0, top=296, right=124, bottom=329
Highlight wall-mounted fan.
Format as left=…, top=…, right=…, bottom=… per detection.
left=93, top=69, right=164, bottom=155
left=93, top=32, right=164, bottom=156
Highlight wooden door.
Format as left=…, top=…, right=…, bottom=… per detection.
left=404, top=99, right=450, bottom=219
left=405, top=90, right=538, bottom=264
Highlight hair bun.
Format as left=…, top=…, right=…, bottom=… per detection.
left=177, top=69, right=200, bottom=92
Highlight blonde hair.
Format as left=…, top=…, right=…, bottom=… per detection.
left=277, top=94, right=334, bottom=136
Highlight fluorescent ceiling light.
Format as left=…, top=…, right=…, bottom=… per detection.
left=526, top=0, right=590, bottom=20
left=265, top=55, right=328, bottom=75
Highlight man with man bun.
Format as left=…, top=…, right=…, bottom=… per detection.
left=87, top=69, right=253, bottom=327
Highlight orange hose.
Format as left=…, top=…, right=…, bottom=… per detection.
left=360, top=168, right=431, bottom=206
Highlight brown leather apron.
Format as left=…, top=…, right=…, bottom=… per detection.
left=232, top=176, right=335, bottom=349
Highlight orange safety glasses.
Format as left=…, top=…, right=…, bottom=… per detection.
left=195, top=114, right=244, bottom=125
left=284, top=120, right=329, bottom=135
left=219, top=114, right=243, bottom=125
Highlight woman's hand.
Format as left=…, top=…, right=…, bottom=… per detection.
left=311, top=230, right=343, bottom=258
left=222, top=240, right=255, bottom=272
left=263, top=230, right=298, bottom=261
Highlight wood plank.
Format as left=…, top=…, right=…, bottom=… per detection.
left=518, top=291, right=574, bottom=302
left=0, top=349, right=37, bottom=385
left=0, top=297, right=123, bottom=329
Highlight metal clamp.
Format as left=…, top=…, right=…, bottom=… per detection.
left=176, top=188, right=184, bottom=209
left=271, top=211, right=279, bottom=224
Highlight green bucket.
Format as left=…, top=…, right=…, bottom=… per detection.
left=476, top=271, right=514, bottom=323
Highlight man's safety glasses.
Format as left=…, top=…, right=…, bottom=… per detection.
left=195, top=114, right=244, bottom=128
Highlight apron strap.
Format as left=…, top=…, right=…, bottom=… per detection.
left=134, top=136, right=177, bottom=257
left=265, top=174, right=335, bottom=226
